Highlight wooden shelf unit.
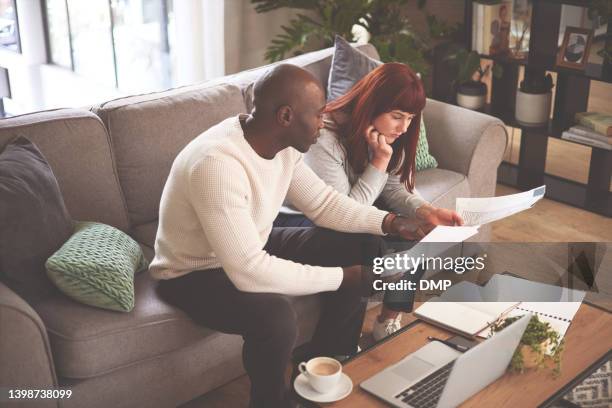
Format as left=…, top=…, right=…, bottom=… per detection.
left=434, top=0, right=611, bottom=217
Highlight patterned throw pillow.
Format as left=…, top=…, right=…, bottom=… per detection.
left=416, top=120, right=438, bottom=171
left=46, top=222, right=148, bottom=312
left=327, top=35, right=437, bottom=171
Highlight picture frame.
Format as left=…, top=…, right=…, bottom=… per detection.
left=556, top=27, right=592, bottom=70
left=0, top=0, right=20, bottom=53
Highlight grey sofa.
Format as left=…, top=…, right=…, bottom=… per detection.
left=0, top=44, right=507, bottom=408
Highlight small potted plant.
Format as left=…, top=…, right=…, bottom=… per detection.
left=515, top=73, right=554, bottom=127
left=492, top=314, right=565, bottom=377
left=446, top=49, right=502, bottom=110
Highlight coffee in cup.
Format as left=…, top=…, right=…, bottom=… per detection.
left=298, top=357, right=342, bottom=393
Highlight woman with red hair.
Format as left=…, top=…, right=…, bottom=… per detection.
left=277, top=63, right=463, bottom=340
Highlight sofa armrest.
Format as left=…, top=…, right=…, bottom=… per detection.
left=0, top=281, right=58, bottom=406
left=423, top=98, right=508, bottom=199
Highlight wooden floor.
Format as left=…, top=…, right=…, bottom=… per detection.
left=492, top=184, right=612, bottom=242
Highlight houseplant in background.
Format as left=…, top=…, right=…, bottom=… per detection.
left=445, top=48, right=502, bottom=110
left=251, top=0, right=462, bottom=87
left=492, top=314, right=565, bottom=377
left=515, top=72, right=554, bottom=127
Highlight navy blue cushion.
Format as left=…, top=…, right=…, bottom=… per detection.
left=327, top=35, right=382, bottom=102
left=0, top=136, right=73, bottom=300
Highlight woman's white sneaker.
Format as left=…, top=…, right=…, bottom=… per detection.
left=372, top=314, right=402, bottom=341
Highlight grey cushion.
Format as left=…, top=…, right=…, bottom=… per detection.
left=0, top=109, right=129, bottom=231
left=33, top=267, right=323, bottom=380
left=95, top=83, right=247, bottom=225
left=34, top=271, right=211, bottom=379
left=131, top=222, right=158, bottom=249
left=327, top=36, right=382, bottom=102
left=0, top=137, right=74, bottom=301
left=415, top=168, right=470, bottom=210
left=235, top=43, right=381, bottom=112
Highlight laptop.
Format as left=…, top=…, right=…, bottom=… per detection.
left=361, top=313, right=531, bottom=408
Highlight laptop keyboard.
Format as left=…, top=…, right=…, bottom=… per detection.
left=395, top=361, right=454, bottom=407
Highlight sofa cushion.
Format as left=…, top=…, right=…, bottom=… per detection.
left=46, top=222, right=149, bottom=312
left=415, top=168, right=470, bottom=210
left=34, top=271, right=211, bottom=379
left=34, top=267, right=323, bottom=379
left=327, top=35, right=382, bottom=102
left=95, top=83, right=246, bottom=226
left=131, top=221, right=158, bottom=248
left=0, top=109, right=129, bottom=231
left=0, top=136, right=74, bottom=301
left=237, top=43, right=381, bottom=112
left=415, top=121, right=438, bottom=171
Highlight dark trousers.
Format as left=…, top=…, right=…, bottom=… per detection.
left=157, top=227, right=386, bottom=408
left=274, top=214, right=422, bottom=313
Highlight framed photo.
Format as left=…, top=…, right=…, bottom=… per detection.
left=556, top=27, right=592, bottom=70
left=0, top=0, right=20, bottom=53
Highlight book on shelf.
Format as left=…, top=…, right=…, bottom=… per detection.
left=562, top=131, right=612, bottom=150
left=575, top=112, right=612, bottom=136
left=472, top=1, right=513, bottom=56
left=569, top=125, right=612, bottom=143
left=414, top=275, right=585, bottom=354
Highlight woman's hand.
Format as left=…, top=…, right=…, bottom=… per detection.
left=416, top=205, right=464, bottom=226
left=365, top=125, right=393, bottom=171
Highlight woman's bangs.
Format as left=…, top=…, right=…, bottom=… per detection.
left=391, top=81, right=426, bottom=114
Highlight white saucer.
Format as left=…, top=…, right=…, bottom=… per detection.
left=294, top=372, right=353, bottom=403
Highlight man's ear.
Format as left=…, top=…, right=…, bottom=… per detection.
left=277, top=105, right=293, bottom=127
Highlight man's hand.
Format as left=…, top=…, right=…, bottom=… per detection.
left=383, top=213, right=434, bottom=240
left=416, top=205, right=464, bottom=226
left=339, top=265, right=373, bottom=296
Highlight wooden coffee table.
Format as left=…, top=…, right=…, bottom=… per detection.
left=320, top=302, right=612, bottom=407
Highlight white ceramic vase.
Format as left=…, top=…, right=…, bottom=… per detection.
left=515, top=90, right=552, bottom=127
left=456, top=81, right=487, bottom=111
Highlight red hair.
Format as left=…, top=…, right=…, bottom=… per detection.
left=324, top=63, right=426, bottom=191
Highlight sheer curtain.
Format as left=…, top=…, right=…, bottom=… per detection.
left=172, top=1, right=299, bottom=85
left=172, top=1, right=225, bottom=86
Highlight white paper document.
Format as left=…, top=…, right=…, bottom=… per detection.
left=456, top=185, right=545, bottom=226
left=420, top=225, right=480, bottom=243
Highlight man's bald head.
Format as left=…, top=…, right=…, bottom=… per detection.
left=248, top=64, right=326, bottom=153
left=252, top=64, right=324, bottom=117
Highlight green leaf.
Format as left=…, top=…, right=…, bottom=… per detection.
left=492, top=64, right=504, bottom=79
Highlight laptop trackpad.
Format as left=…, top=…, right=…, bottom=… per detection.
left=391, top=357, right=435, bottom=382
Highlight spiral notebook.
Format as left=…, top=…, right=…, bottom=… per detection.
left=414, top=275, right=585, bottom=347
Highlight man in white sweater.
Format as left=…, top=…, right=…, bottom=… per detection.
left=150, top=64, right=432, bottom=408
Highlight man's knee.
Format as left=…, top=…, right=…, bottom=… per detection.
left=250, top=295, right=298, bottom=343
left=341, top=233, right=386, bottom=265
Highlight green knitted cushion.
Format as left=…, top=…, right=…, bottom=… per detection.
left=45, top=222, right=148, bottom=312
left=415, top=120, right=438, bottom=171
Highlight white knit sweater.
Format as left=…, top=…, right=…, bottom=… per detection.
left=149, top=116, right=388, bottom=296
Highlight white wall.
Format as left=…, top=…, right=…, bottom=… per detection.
left=224, top=1, right=302, bottom=74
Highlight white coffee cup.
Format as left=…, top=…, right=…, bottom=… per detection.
left=298, top=356, right=342, bottom=394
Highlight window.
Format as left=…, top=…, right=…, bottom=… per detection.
left=45, top=0, right=70, bottom=67
left=43, top=0, right=173, bottom=91
left=0, top=0, right=20, bottom=52
left=111, top=0, right=173, bottom=92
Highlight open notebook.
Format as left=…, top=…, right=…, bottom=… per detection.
left=414, top=275, right=585, bottom=346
